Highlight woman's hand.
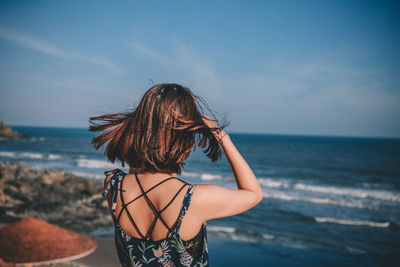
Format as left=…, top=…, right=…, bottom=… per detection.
left=202, top=116, right=219, bottom=129
left=202, top=116, right=228, bottom=144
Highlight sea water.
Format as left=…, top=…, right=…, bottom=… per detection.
left=1, top=126, right=399, bottom=265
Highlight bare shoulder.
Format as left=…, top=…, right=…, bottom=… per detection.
left=190, top=183, right=262, bottom=221
left=192, top=183, right=233, bottom=199
left=191, top=184, right=240, bottom=205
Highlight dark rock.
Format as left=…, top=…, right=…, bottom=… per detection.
left=0, top=120, right=31, bottom=140
left=0, top=162, right=113, bottom=233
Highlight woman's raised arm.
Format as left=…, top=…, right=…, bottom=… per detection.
left=191, top=117, right=263, bottom=222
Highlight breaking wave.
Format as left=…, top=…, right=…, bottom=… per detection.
left=315, top=217, right=390, bottom=228
left=76, top=158, right=122, bottom=169
left=0, top=151, right=16, bottom=157
left=0, top=151, right=62, bottom=160
left=262, top=191, right=366, bottom=209
left=259, top=178, right=400, bottom=203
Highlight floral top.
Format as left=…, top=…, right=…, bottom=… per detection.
left=103, top=169, right=209, bottom=267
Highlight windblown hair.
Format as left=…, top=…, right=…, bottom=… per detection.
left=89, top=83, right=227, bottom=174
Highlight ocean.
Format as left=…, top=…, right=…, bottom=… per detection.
left=1, top=126, right=399, bottom=266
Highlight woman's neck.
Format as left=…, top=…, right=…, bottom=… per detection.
left=129, top=167, right=177, bottom=178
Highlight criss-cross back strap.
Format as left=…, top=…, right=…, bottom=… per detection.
left=115, top=174, right=180, bottom=240
left=134, top=172, right=189, bottom=240
left=103, top=169, right=194, bottom=240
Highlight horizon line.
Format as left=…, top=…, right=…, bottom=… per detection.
left=8, top=123, right=400, bottom=140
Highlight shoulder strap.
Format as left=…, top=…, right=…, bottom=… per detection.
left=102, top=169, right=126, bottom=201
left=102, top=169, right=126, bottom=221
left=170, top=184, right=194, bottom=236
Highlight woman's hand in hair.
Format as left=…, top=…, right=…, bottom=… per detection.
left=202, top=116, right=219, bottom=129
left=202, top=116, right=228, bottom=145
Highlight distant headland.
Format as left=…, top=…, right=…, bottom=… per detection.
left=0, top=120, right=31, bottom=140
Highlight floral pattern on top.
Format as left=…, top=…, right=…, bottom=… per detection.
left=103, top=169, right=209, bottom=267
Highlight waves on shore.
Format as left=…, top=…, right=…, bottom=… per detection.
left=259, top=178, right=400, bottom=202
left=3, top=149, right=399, bottom=213
left=314, top=217, right=390, bottom=228
left=4, top=149, right=396, bottom=213
left=181, top=171, right=224, bottom=181
left=207, top=225, right=277, bottom=242
left=262, top=191, right=367, bottom=209
left=76, top=158, right=122, bottom=169
left=0, top=151, right=62, bottom=160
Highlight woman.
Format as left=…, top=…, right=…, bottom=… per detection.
left=90, top=83, right=262, bottom=267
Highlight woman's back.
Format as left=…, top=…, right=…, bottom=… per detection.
left=113, top=172, right=203, bottom=241
left=103, top=169, right=208, bottom=266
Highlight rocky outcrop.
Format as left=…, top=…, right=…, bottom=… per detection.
left=0, top=163, right=112, bottom=233
left=0, top=121, right=31, bottom=140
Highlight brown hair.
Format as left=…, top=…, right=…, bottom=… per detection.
left=89, top=83, right=227, bottom=174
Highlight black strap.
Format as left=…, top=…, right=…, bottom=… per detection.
left=116, top=172, right=189, bottom=240
left=135, top=172, right=189, bottom=240
left=116, top=176, right=179, bottom=222
left=118, top=172, right=145, bottom=239
left=143, top=183, right=188, bottom=240
left=122, top=177, right=178, bottom=207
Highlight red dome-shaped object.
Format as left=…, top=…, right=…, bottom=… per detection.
left=0, top=217, right=97, bottom=265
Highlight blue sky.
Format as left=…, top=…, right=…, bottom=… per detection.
left=0, top=0, right=399, bottom=137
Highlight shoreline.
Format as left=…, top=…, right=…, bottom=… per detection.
left=0, top=162, right=395, bottom=266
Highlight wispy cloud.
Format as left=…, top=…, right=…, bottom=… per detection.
left=226, top=55, right=400, bottom=136
left=0, top=26, right=123, bottom=75
left=128, top=40, right=223, bottom=100
left=129, top=42, right=168, bottom=62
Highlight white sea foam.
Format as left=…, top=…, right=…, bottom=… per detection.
left=0, top=151, right=62, bottom=160
left=0, top=151, right=16, bottom=157
left=181, top=171, right=199, bottom=178
left=230, top=235, right=258, bottom=243
left=259, top=178, right=290, bottom=188
left=207, top=226, right=236, bottom=233
left=77, top=158, right=122, bottom=169
left=47, top=154, right=62, bottom=160
left=200, top=173, right=222, bottom=181
left=208, top=225, right=275, bottom=242
left=20, top=152, right=43, bottom=159
left=259, top=178, right=400, bottom=203
left=262, top=233, right=275, bottom=240
left=315, top=217, right=390, bottom=228
left=262, top=191, right=366, bottom=209
left=294, top=183, right=400, bottom=203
